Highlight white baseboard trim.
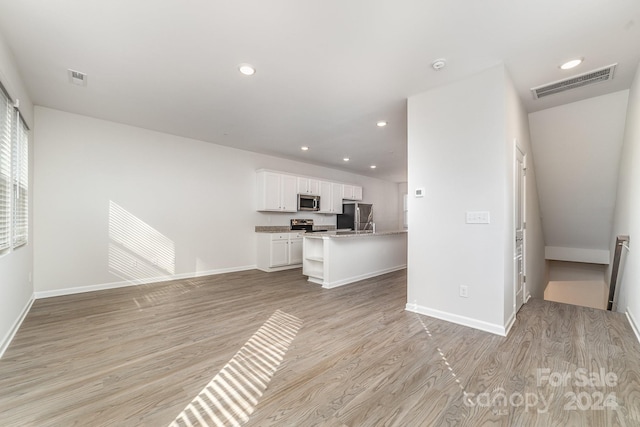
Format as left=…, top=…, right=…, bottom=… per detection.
left=626, top=308, right=640, bottom=344
left=0, top=294, right=35, bottom=359
left=256, top=264, right=302, bottom=273
left=504, top=312, right=516, bottom=336
left=307, top=276, right=324, bottom=285
left=34, top=265, right=257, bottom=299
left=321, top=265, right=406, bottom=289
left=405, top=302, right=507, bottom=336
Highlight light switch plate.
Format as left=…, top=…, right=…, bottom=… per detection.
left=466, top=211, right=490, bottom=224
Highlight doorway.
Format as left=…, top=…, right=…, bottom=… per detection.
left=515, top=145, right=526, bottom=311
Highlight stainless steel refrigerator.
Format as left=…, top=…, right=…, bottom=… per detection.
left=337, top=203, right=373, bottom=231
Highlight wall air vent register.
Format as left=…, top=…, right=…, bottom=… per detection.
left=67, top=69, right=88, bottom=86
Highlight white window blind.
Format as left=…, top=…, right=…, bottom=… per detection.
left=12, top=110, right=28, bottom=248
left=0, top=87, right=11, bottom=252
left=0, top=81, right=29, bottom=253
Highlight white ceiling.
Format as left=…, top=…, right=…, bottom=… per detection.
left=0, top=0, right=638, bottom=183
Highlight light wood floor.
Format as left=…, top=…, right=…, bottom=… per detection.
left=1, top=269, right=639, bottom=426
left=544, top=280, right=608, bottom=310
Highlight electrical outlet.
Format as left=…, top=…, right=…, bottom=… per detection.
left=459, top=285, right=468, bottom=298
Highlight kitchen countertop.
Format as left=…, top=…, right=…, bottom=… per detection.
left=255, top=226, right=338, bottom=233
left=303, top=230, right=407, bottom=239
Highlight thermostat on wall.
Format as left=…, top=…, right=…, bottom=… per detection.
left=415, top=188, right=425, bottom=198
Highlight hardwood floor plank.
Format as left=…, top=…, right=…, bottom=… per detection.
left=1, top=268, right=639, bottom=426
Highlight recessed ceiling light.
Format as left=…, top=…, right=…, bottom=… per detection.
left=301, top=146, right=309, bottom=151
left=376, top=121, right=387, bottom=127
left=343, top=157, right=350, bottom=162
left=370, top=165, right=377, bottom=169
left=432, top=59, right=447, bottom=71
left=238, top=63, right=256, bottom=75
left=560, top=58, right=583, bottom=70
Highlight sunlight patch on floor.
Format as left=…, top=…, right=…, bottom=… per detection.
left=169, top=310, right=302, bottom=427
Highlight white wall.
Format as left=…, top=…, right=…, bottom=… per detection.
left=529, top=91, right=629, bottom=264
left=407, top=65, right=507, bottom=334
left=33, top=107, right=400, bottom=295
left=0, top=32, right=34, bottom=356
left=610, top=64, right=640, bottom=337
left=406, top=65, right=544, bottom=335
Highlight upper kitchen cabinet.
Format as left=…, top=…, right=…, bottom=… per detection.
left=318, top=181, right=344, bottom=214
left=257, top=170, right=297, bottom=212
left=343, top=184, right=363, bottom=201
left=297, top=177, right=320, bottom=195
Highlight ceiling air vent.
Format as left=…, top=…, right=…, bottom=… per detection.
left=530, top=63, right=617, bottom=100
left=67, top=69, right=88, bottom=86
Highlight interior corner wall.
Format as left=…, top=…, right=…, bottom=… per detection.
left=504, top=72, right=546, bottom=303
left=406, top=65, right=509, bottom=334
left=0, top=32, right=34, bottom=356
left=32, top=107, right=401, bottom=295
left=610, top=63, right=640, bottom=336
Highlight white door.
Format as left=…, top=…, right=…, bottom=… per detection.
left=515, top=146, right=526, bottom=311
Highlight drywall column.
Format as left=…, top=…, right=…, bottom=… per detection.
left=406, top=65, right=509, bottom=335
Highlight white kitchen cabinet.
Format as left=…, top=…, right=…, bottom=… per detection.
left=343, top=185, right=354, bottom=200
left=257, top=232, right=305, bottom=272
left=318, top=181, right=344, bottom=214
left=256, top=171, right=297, bottom=212
left=331, top=183, right=344, bottom=214
left=270, top=238, right=289, bottom=266
left=343, top=184, right=363, bottom=201
left=297, top=177, right=320, bottom=195
left=289, top=236, right=303, bottom=264
left=318, top=181, right=330, bottom=213
left=318, top=181, right=332, bottom=213
left=281, top=176, right=297, bottom=210
left=353, top=186, right=363, bottom=201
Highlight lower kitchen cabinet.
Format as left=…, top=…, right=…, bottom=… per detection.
left=289, top=237, right=303, bottom=265
left=256, top=232, right=304, bottom=272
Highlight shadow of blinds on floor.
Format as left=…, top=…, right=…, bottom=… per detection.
left=169, top=310, right=302, bottom=427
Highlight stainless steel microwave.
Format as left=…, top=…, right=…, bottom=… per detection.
left=298, top=194, right=320, bottom=211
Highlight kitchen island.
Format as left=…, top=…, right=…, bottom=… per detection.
left=302, top=230, right=407, bottom=288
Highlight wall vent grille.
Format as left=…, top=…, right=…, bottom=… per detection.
left=67, top=69, right=87, bottom=86
left=531, top=64, right=617, bottom=99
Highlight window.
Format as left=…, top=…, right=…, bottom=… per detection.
left=0, top=83, right=29, bottom=253
left=0, top=86, right=11, bottom=252
left=12, top=111, right=28, bottom=247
